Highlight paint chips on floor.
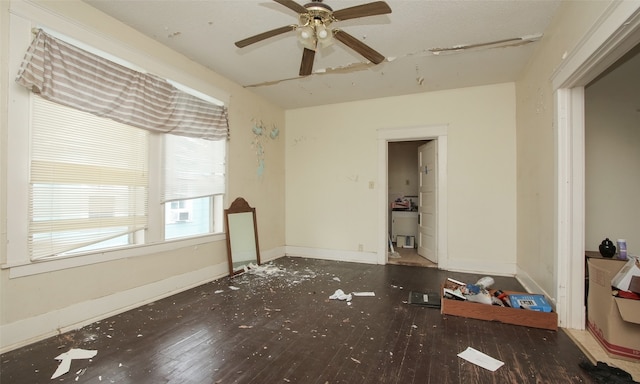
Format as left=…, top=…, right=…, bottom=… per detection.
left=51, top=348, right=98, bottom=379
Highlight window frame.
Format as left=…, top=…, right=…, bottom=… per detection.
left=5, top=13, right=228, bottom=278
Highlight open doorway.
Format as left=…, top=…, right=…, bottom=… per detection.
left=377, top=125, right=449, bottom=269
left=584, top=44, right=639, bottom=260
left=550, top=9, right=639, bottom=374
left=387, top=140, right=433, bottom=267
left=552, top=3, right=640, bottom=330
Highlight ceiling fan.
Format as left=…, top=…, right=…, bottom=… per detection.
left=235, top=0, right=392, bottom=76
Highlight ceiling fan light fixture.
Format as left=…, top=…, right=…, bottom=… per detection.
left=236, top=0, right=392, bottom=75
left=315, top=21, right=334, bottom=47
left=299, top=28, right=312, bottom=40
left=297, top=24, right=316, bottom=49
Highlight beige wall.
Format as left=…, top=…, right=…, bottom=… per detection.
left=286, top=83, right=517, bottom=273
left=388, top=141, right=423, bottom=200
left=515, top=1, right=614, bottom=300
left=585, top=51, right=640, bottom=254
left=0, top=0, right=285, bottom=351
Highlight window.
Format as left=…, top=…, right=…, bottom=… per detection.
left=28, top=92, right=226, bottom=260
left=165, top=197, right=209, bottom=239
left=9, top=26, right=228, bottom=268
left=30, top=97, right=149, bottom=260
left=163, top=134, right=226, bottom=240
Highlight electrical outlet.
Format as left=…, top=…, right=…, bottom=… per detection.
left=369, top=181, right=374, bottom=189
left=358, top=244, right=363, bottom=251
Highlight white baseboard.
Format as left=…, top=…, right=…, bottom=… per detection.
left=515, top=266, right=556, bottom=307
left=285, top=246, right=378, bottom=264
left=445, top=258, right=516, bottom=277
left=260, top=246, right=286, bottom=263
left=0, top=262, right=229, bottom=354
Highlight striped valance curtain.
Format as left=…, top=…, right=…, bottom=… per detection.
left=16, top=29, right=228, bottom=140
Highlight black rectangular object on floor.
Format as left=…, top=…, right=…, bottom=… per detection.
left=408, top=291, right=441, bottom=308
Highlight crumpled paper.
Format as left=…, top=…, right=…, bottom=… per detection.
left=329, top=289, right=352, bottom=302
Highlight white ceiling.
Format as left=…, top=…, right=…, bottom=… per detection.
left=83, top=0, right=562, bottom=109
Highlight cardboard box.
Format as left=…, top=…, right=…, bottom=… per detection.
left=611, top=256, right=640, bottom=292
left=440, top=280, right=558, bottom=331
left=396, top=235, right=415, bottom=249
left=587, top=258, right=640, bottom=362
left=509, top=294, right=553, bottom=312
left=629, top=276, right=640, bottom=294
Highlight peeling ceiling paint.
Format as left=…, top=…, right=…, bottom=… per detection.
left=429, top=34, right=543, bottom=55
left=83, top=0, right=562, bottom=108
left=244, top=33, right=544, bottom=89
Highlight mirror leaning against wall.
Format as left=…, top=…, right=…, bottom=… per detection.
left=224, top=197, right=261, bottom=276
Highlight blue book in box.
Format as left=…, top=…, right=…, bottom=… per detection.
left=509, top=294, right=553, bottom=312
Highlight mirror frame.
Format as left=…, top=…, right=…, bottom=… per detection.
left=224, top=197, right=261, bottom=276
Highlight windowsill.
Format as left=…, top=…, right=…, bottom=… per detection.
left=2, top=233, right=226, bottom=279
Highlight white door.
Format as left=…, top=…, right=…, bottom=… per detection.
left=418, top=141, right=437, bottom=263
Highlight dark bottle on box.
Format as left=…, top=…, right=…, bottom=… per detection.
left=599, top=238, right=616, bottom=258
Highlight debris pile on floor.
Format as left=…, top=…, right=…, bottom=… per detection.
left=443, top=277, right=552, bottom=311
left=229, top=262, right=320, bottom=290
left=441, top=276, right=558, bottom=330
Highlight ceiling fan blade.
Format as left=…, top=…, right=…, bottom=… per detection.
left=333, top=29, right=385, bottom=64
left=235, top=25, right=296, bottom=48
left=332, top=1, right=392, bottom=21
left=273, top=0, right=308, bottom=14
left=299, top=48, right=315, bottom=76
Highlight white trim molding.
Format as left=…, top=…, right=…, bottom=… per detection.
left=554, top=87, right=586, bottom=329
left=516, top=266, right=557, bottom=310
left=377, top=125, right=449, bottom=269
left=552, top=2, right=640, bottom=329
left=447, top=258, right=515, bottom=277
left=552, top=2, right=640, bottom=90
left=260, top=246, right=287, bottom=263
left=285, top=246, right=378, bottom=265
left=4, top=234, right=226, bottom=278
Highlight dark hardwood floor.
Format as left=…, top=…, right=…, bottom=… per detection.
left=1, top=257, right=596, bottom=383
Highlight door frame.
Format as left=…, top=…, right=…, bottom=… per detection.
left=552, top=2, right=640, bottom=329
left=377, top=125, right=448, bottom=268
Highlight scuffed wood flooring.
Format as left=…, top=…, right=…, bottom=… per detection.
left=1, top=257, right=597, bottom=383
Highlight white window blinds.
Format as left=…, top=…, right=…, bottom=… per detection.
left=15, top=28, right=228, bottom=260
left=30, top=97, right=148, bottom=260
left=163, top=134, right=226, bottom=203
